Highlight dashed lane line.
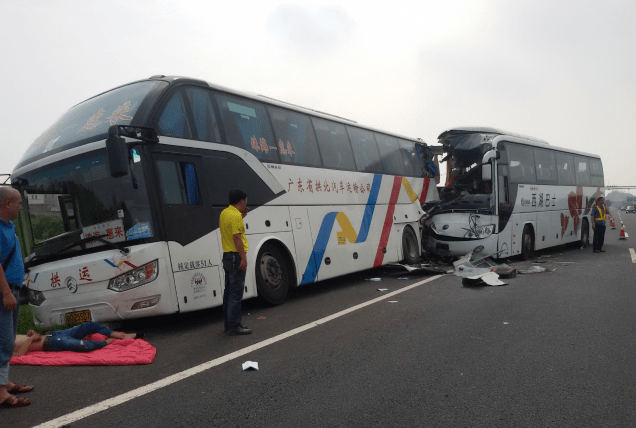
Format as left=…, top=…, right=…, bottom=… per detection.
left=35, top=274, right=443, bottom=428
left=630, top=248, right=636, bottom=263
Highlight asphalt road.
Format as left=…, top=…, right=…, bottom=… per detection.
left=5, top=213, right=636, bottom=427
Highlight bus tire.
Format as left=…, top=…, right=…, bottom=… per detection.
left=579, top=219, right=589, bottom=247
left=520, top=225, right=534, bottom=260
left=255, top=243, right=290, bottom=306
left=402, top=226, right=420, bottom=265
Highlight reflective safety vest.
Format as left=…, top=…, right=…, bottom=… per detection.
left=594, top=205, right=606, bottom=221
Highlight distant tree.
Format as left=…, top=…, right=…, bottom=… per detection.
left=31, top=215, right=65, bottom=244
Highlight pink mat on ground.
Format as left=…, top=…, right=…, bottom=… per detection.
left=10, top=334, right=156, bottom=366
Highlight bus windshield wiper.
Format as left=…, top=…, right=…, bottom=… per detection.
left=55, top=234, right=130, bottom=256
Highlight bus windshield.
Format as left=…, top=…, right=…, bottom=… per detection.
left=433, top=132, right=497, bottom=214
left=18, top=80, right=167, bottom=168
left=13, top=147, right=155, bottom=262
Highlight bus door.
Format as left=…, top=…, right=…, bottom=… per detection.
left=152, top=151, right=224, bottom=313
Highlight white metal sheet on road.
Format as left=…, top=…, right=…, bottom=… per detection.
left=35, top=275, right=443, bottom=428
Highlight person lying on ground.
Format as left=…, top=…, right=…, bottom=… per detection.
left=13, top=321, right=144, bottom=357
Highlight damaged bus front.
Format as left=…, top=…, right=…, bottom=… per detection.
left=421, top=127, right=603, bottom=259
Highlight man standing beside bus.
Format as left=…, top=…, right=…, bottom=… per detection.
left=220, top=189, right=252, bottom=335
left=592, top=196, right=610, bottom=253
left=0, top=187, right=32, bottom=408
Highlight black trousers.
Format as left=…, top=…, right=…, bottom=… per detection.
left=593, top=223, right=606, bottom=251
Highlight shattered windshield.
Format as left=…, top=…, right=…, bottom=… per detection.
left=13, top=148, right=155, bottom=260
left=435, top=132, right=497, bottom=213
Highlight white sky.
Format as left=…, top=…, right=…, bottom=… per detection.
left=1, top=0, right=635, bottom=185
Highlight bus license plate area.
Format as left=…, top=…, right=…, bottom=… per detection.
left=65, top=310, right=91, bottom=325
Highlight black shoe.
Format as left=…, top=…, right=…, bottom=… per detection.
left=226, top=325, right=252, bottom=335
left=593, top=250, right=601, bottom=253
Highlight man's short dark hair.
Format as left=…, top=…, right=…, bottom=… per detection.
left=229, top=189, right=247, bottom=205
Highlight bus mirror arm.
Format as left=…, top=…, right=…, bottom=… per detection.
left=106, top=125, right=159, bottom=178
left=480, top=149, right=500, bottom=182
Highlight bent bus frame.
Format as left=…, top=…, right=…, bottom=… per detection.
left=422, top=127, right=604, bottom=260
left=13, top=75, right=439, bottom=328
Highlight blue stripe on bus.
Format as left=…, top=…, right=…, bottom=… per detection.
left=355, top=174, right=382, bottom=243
left=300, top=174, right=383, bottom=285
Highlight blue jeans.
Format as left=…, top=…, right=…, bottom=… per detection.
left=222, top=252, right=246, bottom=330
left=46, top=321, right=113, bottom=352
left=0, top=288, right=19, bottom=385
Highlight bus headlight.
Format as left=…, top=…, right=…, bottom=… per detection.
left=108, top=260, right=159, bottom=292
left=466, top=224, right=495, bottom=239
left=28, top=289, right=46, bottom=306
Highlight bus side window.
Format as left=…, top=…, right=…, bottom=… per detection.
left=506, top=143, right=536, bottom=183
left=268, top=107, right=322, bottom=167
left=157, top=91, right=193, bottom=139
left=312, top=118, right=356, bottom=171
left=589, top=158, right=604, bottom=186
left=215, top=94, right=280, bottom=163
left=156, top=160, right=201, bottom=205
left=184, top=87, right=221, bottom=143
left=375, top=133, right=406, bottom=176
left=574, top=156, right=590, bottom=186
left=555, top=152, right=575, bottom=185
left=397, top=139, right=420, bottom=177
left=346, top=126, right=383, bottom=173
left=533, top=148, right=557, bottom=184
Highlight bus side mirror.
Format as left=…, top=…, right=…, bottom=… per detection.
left=106, top=126, right=129, bottom=178
left=482, top=164, right=492, bottom=181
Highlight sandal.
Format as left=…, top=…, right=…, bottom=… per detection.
left=8, top=383, right=34, bottom=394
left=0, top=394, right=31, bottom=408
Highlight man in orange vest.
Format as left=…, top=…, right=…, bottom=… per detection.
left=591, top=196, right=610, bottom=253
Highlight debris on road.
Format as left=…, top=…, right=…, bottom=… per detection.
left=377, top=288, right=388, bottom=291
left=365, top=278, right=381, bottom=281
left=518, top=266, right=546, bottom=274
left=242, top=361, right=259, bottom=371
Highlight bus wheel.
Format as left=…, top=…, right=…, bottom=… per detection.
left=402, top=226, right=420, bottom=265
left=520, top=225, right=534, bottom=260
left=579, top=219, right=589, bottom=247
left=256, top=243, right=290, bottom=305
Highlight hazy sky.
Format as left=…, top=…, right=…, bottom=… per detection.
left=1, top=0, right=634, bottom=186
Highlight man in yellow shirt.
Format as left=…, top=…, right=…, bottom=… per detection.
left=219, top=189, right=251, bottom=335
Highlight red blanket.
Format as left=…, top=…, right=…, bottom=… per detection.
left=10, top=334, right=156, bottom=366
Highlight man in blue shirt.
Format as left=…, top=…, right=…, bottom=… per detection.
left=591, top=196, right=611, bottom=253
left=0, top=187, right=31, bottom=409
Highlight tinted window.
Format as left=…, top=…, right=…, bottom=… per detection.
left=347, top=126, right=383, bottom=173
left=375, top=133, right=405, bottom=175
left=185, top=87, right=221, bottom=143
left=574, top=156, right=590, bottom=186
left=398, top=139, right=420, bottom=177
left=506, top=143, right=536, bottom=183
left=157, top=91, right=192, bottom=139
left=312, top=118, right=356, bottom=170
left=156, top=160, right=201, bottom=205
left=268, top=107, right=322, bottom=167
left=555, top=152, right=575, bottom=185
left=589, top=158, right=604, bottom=186
left=533, top=148, right=557, bottom=184
left=215, top=94, right=279, bottom=162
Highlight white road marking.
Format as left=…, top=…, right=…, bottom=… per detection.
left=35, top=274, right=443, bottom=428
left=630, top=248, right=636, bottom=263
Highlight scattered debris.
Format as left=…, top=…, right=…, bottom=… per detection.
left=242, top=361, right=259, bottom=371
left=518, top=266, right=546, bottom=274
left=462, top=272, right=507, bottom=286
left=397, top=277, right=410, bottom=280
left=365, top=278, right=381, bottom=281
left=257, top=316, right=266, bottom=320
left=533, top=260, right=547, bottom=263
left=388, top=301, right=398, bottom=303
left=503, top=322, right=510, bottom=325
left=377, top=288, right=388, bottom=291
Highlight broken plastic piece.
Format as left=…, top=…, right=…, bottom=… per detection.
left=242, top=361, right=259, bottom=371
left=365, top=278, right=381, bottom=281
left=518, top=266, right=546, bottom=274
left=377, top=288, right=388, bottom=291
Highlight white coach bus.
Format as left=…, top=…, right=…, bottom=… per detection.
left=422, top=127, right=604, bottom=260
left=13, top=75, right=439, bottom=327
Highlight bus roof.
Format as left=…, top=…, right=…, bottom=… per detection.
left=438, top=126, right=601, bottom=159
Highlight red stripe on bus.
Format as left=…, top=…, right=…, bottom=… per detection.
left=373, top=176, right=402, bottom=267
left=420, top=178, right=431, bottom=202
